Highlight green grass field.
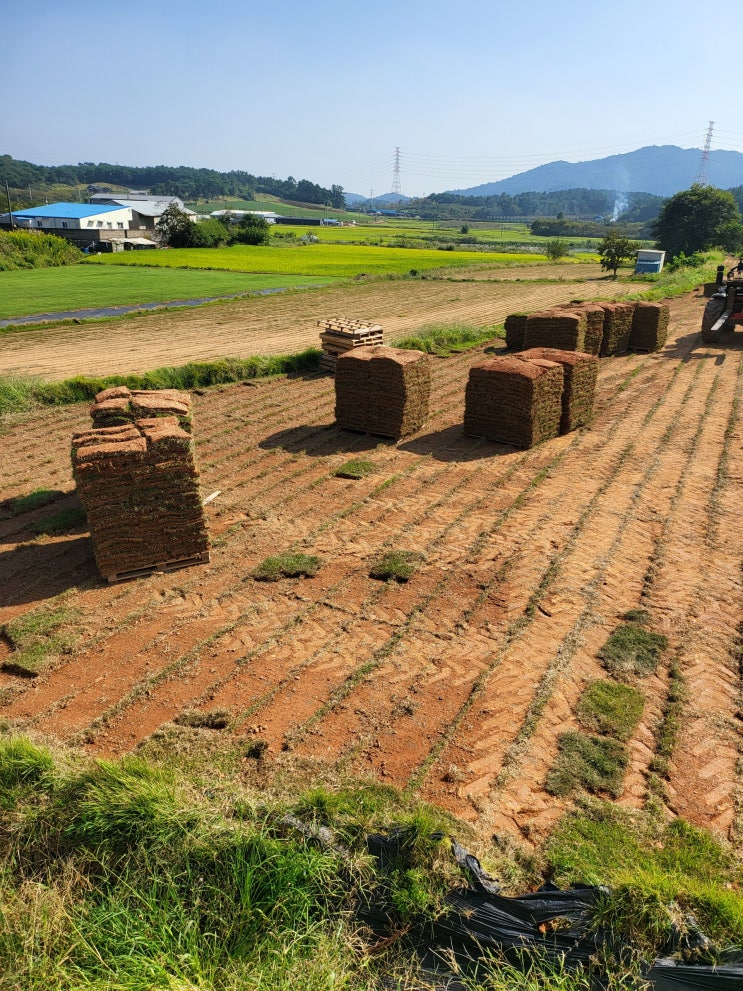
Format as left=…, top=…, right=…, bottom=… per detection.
left=0, top=266, right=337, bottom=320
left=83, top=242, right=546, bottom=277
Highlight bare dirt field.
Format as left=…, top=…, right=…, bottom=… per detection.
left=1, top=288, right=741, bottom=848
left=0, top=267, right=630, bottom=381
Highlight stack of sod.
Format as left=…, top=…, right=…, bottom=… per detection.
left=629, top=302, right=670, bottom=351
left=523, top=310, right=587, bottom=352
left=553, top=302, right=605, bottom=356
left=71, top=416, right=209, bottom=580
left=90, top=386, right=192, bottom=431
left=516, top=347, right=599, bottom=434
left=598, top=302, right=636, bottom=356
left=504, top=313, right=528, bottom=350
left=464, top=356, right=564, bottom=448
left=335, top=345, right=431, bottom=440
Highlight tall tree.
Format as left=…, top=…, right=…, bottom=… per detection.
left=598, top=230, right=639, bottom=276
left=652, top=184, right=742, bottom=259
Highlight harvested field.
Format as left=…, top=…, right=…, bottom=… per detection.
left=1, top=290, right=741, bottom=853
left=0, top=274, right=633, bottom=381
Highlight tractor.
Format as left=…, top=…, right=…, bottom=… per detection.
left=701, top=263, right=743, bottom=342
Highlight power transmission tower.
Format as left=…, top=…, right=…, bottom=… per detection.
left=391, top=147, right=402, bottom=204
left=692, top=121, right=714, bottom=186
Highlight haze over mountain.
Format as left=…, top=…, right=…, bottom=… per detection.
left=444, top=146, right=743, bottom=199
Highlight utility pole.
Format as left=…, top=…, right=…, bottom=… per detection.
left=692, top=121, right=714, bottom=186
left=391, top=147, right=402, bottom=206
left=5, top=180, right=15, bottom=229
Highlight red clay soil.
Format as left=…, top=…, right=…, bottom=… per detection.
left=1, top=289, right=741, bottom=848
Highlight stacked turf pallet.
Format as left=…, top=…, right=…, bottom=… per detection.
left=504, top=313, right=529, bottom=350
left=552, top=302, right=606, bottom=356
left=318, top=317, right=384, bottom=373
left=517, top=347, right=599, bottom=434
left=464, top=356, right=564, bottom=448
left=334, top=345, right=430, bottom=440
left=72, top=416, right=209, bottom=582
left=90, top=386, right=192, bottom=431
left=598, top=302, right=636, bottom=356
left=523, top=310, right=587, bottom=352
left=629, top=302, right=670, bottom=351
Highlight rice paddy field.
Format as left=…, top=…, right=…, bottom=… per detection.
left=82, top=242, right=530, bottom=277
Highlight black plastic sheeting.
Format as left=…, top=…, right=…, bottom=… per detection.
left=648, top=958, right=743, bottom=989
left=432, top=839, right=743, bottom=989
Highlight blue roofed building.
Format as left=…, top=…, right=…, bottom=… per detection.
left=10, top=202, right=134, bottom=232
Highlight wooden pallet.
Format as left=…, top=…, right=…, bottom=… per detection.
left=318, top=317, right=384, bottom=373
left=106, top=550, right=210, bottom=583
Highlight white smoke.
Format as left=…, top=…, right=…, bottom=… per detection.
left=611, top=194, right=628, bottom=222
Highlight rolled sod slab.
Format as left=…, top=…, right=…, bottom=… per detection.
left=516, top=347, right=598, bottom=434
left=523, top=310, right=587, bottom=352
left=463, top=355, right=564, bottom=448
left=629, top=302, right=670, bottom=352
left=334, top=344, right=431, bottom=440
left=90, top=386, right=193, bottom=432
left=72, top=415, right=209, bottom=580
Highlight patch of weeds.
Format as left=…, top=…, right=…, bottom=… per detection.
left=333, top=459, right=375, bottom=480
left=369, top=550, right=423, bottom=583
left=2, top=488, right=67, bottom=517
left=245, top=739, right=269, bottom=761
left=31, top=506, right=87, bottom=535
left=577, top=680, right=645, bottom=741
left=547, top=800, right=743, bottom=948
left=251, top=552, right=321, bottom=582
left=598, top=624, right=668, bottom=679
left=393, top=321, right=503, bottom=356
left=621, top=608, right=650, bottom=626
left=1, top=604, right=81, bottom=677
left=545, top=731, right=628, bottom=798
left=649, top=654, right=687, bottom=779
left=174, top=709, right=230, bottom=730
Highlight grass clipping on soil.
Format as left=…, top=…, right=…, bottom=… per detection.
left=252, top=553, right=321, bottom=582
left=1, top=604, right=81, bottom=677
left=599, top=623, right=668, bottom=679
left=464, top=356, right=564, bottom=448
left=369, top=550, right=422, bottom=582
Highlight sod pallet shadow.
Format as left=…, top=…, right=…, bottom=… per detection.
left=464, top=356, right=564, bottom=449
left=335, top=345, right=431, bottom=440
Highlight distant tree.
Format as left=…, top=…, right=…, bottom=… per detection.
left=598, top=230, right=639, bottom=276
left=652, top=184, right=741, bottom=259
left=232, top=214, right=270, bottom=245
left=545, top=238, right=569, bottom=261
left=157, top=204, right=198, bottom=247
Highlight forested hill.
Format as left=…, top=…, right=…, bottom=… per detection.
left=408, top=188, right=666, bottom=222
left=0, top=155, right=346, bottom=208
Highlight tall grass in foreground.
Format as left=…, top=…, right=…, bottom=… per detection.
left=0, top=349, right=322, bottom=418
left=1, top=735, right=741, bottom=990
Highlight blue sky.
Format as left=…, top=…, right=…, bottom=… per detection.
left=4, top=0, right=740, bottom=197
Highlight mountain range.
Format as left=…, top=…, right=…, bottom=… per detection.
left=349, top=146, right=743, bottom=203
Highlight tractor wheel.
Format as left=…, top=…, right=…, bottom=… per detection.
left=701, top=296, right=731, bottom=342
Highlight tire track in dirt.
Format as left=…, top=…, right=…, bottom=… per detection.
left=478, top=351, right=729, bottom=839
